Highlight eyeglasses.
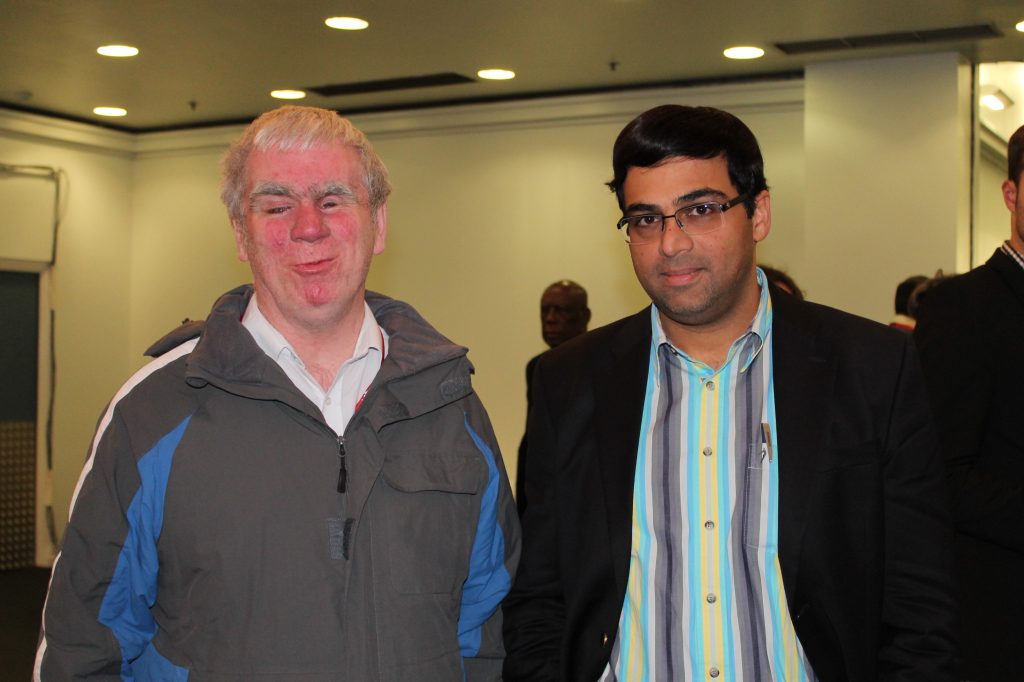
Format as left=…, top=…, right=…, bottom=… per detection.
left=616, top=194, right=748, bottom=244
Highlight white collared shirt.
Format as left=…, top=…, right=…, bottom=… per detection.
left=241, top=294, right=387, bottom=436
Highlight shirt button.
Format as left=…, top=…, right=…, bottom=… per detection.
left=704, top=520, right=715, bottom=530
left=702, top=446, right=713, bottom=457
left=709, top=667, right=720, bottom=678
left=706, top=380, right=715, bottom=391
left=707, top=593, right=717, bottom=604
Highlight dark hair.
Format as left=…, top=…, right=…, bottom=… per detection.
left=894, top=275, right=927, bottom=316
left=607, top=105, right=768, bottom=217
left=1009, top=124, right=1024, bottom=184
left=759, top=265, right=804, bottom=300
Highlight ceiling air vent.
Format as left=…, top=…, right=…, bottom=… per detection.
left=775, top=23, right=1000, bottom=55
left=308, top=73, right=475, bottom=97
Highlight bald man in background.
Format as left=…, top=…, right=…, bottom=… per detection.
left=516, top=280, right=590, bottom=514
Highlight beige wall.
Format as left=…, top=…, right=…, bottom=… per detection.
left=975, top=132, right=1010, bottom=266
left=803, top=52, right=973, bottom=323
left=0, top=57, right=984, bottom=557
left=0, top=112, right=136, bottom=561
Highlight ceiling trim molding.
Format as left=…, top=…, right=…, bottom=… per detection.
left=2, top=78, right=806, bottom=158
left=0, top=108, right=134, bottom=157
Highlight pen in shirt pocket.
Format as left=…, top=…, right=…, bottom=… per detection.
left=760, top=422, right=774, bottom=462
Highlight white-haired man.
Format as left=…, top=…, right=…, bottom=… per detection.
left=36, top=106, right=520, bottom=680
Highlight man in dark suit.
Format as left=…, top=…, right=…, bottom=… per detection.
left=914, top=123, right=1024, bottom=681
left=517, top=280, right=591, bottom=514
left=503, top=105, right=957, bottom=681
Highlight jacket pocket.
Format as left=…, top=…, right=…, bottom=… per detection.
left=380, top=449, right=485, bottom=594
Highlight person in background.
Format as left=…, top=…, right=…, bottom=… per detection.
left=35, top=105, right=519, bottom=680
left=760, top=264, right=804, bottom=299
left=913, top=123, right=1024, bottom=681
left=889, top=274, right=927, bottom=331
left=503, top=104, right=957, bottom=682
left=516, top=280, right=590, bottom=514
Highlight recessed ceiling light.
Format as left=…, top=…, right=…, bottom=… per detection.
left=97, top=45, right=139, bottom=57
left=93, top=106, right=127, bottom=117
left=271, top=89, right=307, bottom=100
left=1016, top=19, right=1024, bottom=32
left=723, top=46, right=765, bottom=60
left=325, top=16, right=369, bottom=30
left=477, top=69, right=515, bottom=80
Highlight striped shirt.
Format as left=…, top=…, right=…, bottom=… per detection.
left=601, top=270, right=816, bottom=681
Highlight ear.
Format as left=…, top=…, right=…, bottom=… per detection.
left=232, top=218, right=250, bottom=262
left=751, top=190, right=771, bottom=243
left=372, top=204, right=388, bottom=255
left=1003, top=179, right=1018, bottom=215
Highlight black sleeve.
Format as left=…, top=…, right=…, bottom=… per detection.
left=503, top=357, right=564, bottom=682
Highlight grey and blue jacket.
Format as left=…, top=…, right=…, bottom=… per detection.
left=36, top=285, right=520, bottom=681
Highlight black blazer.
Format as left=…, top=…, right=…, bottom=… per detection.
left=914, top=248, right=1024, bottom=680
left=503, top=290, right=958, bottom=682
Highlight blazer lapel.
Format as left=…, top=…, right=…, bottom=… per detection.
left=594, top=309, right=652, bottom=595
left=771, top=291, right=836, bottom=599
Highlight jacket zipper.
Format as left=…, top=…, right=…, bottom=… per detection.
left=336, top=435, right=347, bottom=493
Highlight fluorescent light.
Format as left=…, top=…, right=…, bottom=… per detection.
left=93, top=107, right=127, bottom=117
left=271, top=89, right=307, bottom=100
left=97, top=45, right=139, bottom=57
left=325, top=16, right=368, bottom=30
left=477, top=68, right=515, bottom=80
left=980, top=85, right=1014, bottom=112
left=723, top=46, right=765, bottom=60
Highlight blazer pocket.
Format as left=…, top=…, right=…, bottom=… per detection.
left=381, top=449, right=486, bottom=594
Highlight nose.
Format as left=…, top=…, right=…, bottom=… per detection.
left=290, top=201, right=330, bottom=243
left=658, top=220, right=694, bottom=257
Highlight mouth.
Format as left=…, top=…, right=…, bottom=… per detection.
left=293, top=258, right=334, bottom=275
left=660, top=267, right=703, bottom=286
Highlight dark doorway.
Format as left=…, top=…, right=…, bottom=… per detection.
left=0, top=271, right=39, bottom=570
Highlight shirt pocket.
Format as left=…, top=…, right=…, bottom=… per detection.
left=380, top=449, right=486, bottom=594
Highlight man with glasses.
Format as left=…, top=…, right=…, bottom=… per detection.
left=503, top=104, right=957, bottom=681
left=914, top=123, right=1024, bottom=681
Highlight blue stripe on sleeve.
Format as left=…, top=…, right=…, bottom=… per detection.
left=457, top=415, right=512, bottom=658
left=97, top=416, right=191, bottom=680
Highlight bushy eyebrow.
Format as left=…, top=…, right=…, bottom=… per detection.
left=248, top=182, right=358, bottom=208
left=625, top=187, right=727, bottom=213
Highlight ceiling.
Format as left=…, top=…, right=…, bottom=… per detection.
left=2, top=0, right=1023, bottom=134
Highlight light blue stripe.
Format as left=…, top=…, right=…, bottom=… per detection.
left=98, top=416, right=191, bottom=681
left=685, top=370, right=703, bottom=679
left=716, top=367, right=737, bottom=676
left=457, top=416, right=512, bottom=658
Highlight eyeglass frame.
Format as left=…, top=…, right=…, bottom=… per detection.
left=615, top=193, right=749, bottom=244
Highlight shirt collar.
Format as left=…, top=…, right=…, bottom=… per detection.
left=651, top=267, right=772, bottom=374
left=241, top=294, right=385, bottom=369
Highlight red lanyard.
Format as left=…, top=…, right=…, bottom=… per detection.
left=353, top=327, right=386, bottom=413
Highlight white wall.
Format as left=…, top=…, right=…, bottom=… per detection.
left=804, top=52, right=973, bottom=322
left=124, top=82, right=805, bottom=498
left=975, top=131, right=1010, bottom=266
left=0, top=112, right=136, bottom=558
left=0, top=59, right=981, bottom=554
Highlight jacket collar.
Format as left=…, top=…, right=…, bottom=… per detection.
left=182, top=285, right=472, bottom=429
left=988, top=247, right=1024, bottom=308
